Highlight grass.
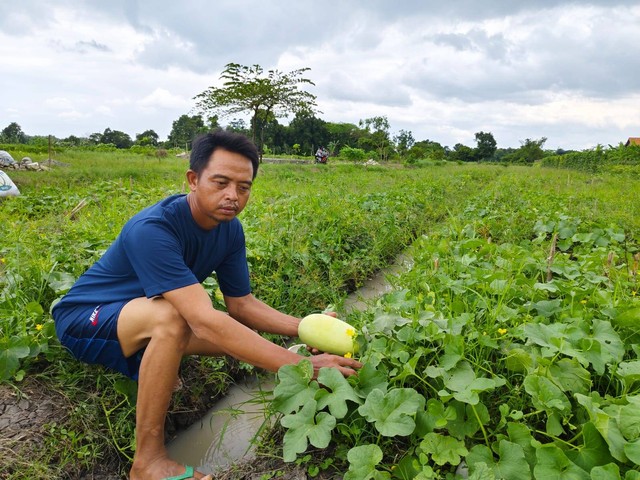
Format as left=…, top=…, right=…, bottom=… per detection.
left=2, top=151, right=639, bottom=478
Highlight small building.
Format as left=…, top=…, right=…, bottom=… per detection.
left=625, top=137, right=640, bottom=147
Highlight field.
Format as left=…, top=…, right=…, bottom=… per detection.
left=1, top=151, right=640, bottom=479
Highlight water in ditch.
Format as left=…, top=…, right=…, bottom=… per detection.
left=166, top=253, right=412, bottom=475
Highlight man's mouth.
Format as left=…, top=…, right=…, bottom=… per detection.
left=219, top=204, right=238, bottom=213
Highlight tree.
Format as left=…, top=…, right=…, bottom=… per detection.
left=325, top=122, right=361, bottom=151
left=135, top=129, right=160, bottom=147
left=1, top=122, right=27, bottom=143
left=451, top=143, right=476, bottom=162
left=89, top=132, right=103, bottom=145
left=394, top=129, right=415, bottom=158
left=503, top=137, right=548, bottom=164
left=474, top=131, right=497, bottom=161
left=101, top=128, right=133, bottom=149
left=225, top=118, right=250, bottom=136
left=286, top=113, right=329, bottom=156
left=407, top=139, right=446, bottom=162
left=167, top=114, right=207, bottom=149
left=358, top=116, right=391, bottom=161
left=194, top=63, right=318, bottom=157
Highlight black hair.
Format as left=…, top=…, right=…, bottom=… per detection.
left=190, top=130, right=260, bottom=179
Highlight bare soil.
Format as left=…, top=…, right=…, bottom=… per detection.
left=0, top=360, right=307, bottom=479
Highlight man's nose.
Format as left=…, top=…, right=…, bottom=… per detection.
left=224, top=184, right=238, bottom=200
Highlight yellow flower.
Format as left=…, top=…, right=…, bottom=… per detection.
left=344, top=352, right=353, bottom=358
left=346, top=328, right=356, bottom=337
left=498, top=328, right=507, bottom=335
left=35, top=324, right=43, bottom=331
left=580, top=299, right=587, bottom=304
left=633, top=291, right=637, bottom=297
left=0, top=258, right=5, bottom=263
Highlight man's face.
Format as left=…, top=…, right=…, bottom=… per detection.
left=186, top=148, right=254, bottom=229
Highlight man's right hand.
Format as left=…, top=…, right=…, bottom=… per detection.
left=308, top=352, right=362, bottom=378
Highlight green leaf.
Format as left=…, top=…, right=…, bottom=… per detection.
left=441, top=361, right=505, bottom=405
left=529, top=299, right=563, bottom=318
left=565, top=422, right=614, bottom=472
left=623, top=439, right=640, bottom=466
left=507, top=422, right=538, bottom=467
left=355, top=362, right=389, bottom=399
left=615, top=360, right=640, bottom=387
left=467, top=441, right=531, bottom=480
left=315, top=367, right=362, bottom=419
left=419, top=432, right=468, bottom=466
left=394, top=455, right=436, bottom=480
left=533, top=444, right=590, bottom=480
left=576, top=393, right=628, bottom=463
left=280, top=399, right=336, bottom=462
left=426, top=398, right=457, bottom=428
left=523, top=373, right=571, bottom=413
left=617, top=396, right=640, bottom=440
left=446, top=401, right=487, bottom=439
left=547, top=358, right=591, bottom=395
left=344, top=444, right=391, bottom=480
left=575, top=320, right=624, bottom=375
left=273, top=360, right=318, bottom=414
left=358, top=388, right=425, bottom=437
left=0, top=337, right=31, bottom=381
left=25, top=301, right=44, bottom=316
left=590, top=463, right=621, bottom=480
left=467, top=462, right=496, bottom=480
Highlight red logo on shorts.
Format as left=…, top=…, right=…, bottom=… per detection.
left=89, top=305, right=102, bottom=326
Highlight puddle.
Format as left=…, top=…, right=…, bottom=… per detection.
left=166, top=376, right=274, bottom=475
left=166, top=252, right=411, bottom=474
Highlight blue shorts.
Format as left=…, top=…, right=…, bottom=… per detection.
left=52, top=301, right=144, bottom=380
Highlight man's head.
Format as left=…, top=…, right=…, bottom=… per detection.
left=190, top=130, right=260, bottom=179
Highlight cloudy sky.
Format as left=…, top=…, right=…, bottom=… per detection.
left=1, top=0, right=639, bottom=150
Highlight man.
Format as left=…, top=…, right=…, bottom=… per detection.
left=52, top=130, right=361, bottom=480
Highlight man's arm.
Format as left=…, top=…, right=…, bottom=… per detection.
left=223, top=293, right=300, bottom=336
left=162, top=283, right=361, bottom=377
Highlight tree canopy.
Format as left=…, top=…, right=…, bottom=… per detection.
left=194, top=63, right=318, bottom=156
left=1, top=122, right=27, bottom=144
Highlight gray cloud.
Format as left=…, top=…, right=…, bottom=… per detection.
left=1, top=0, right=639, bottom=148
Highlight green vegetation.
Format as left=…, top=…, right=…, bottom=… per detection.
left=271, top=166, right=640, bottom=479
left=2, top=148, right=640, bottom=478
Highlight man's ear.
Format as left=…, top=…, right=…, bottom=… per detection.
left=186, top=169, right=198, bottom=191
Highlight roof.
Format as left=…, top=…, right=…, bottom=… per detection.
left=625, top=137, right=640, bottom=146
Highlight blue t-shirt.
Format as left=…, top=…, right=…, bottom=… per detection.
left=54, top=194, right=251, bottom=310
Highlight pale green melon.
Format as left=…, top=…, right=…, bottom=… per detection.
left=298, top=313, right=359, bottom=355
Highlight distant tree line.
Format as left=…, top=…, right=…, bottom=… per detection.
left=0, top=118, right=558, bottom=165
left=2, top=60, right=636, bottom=166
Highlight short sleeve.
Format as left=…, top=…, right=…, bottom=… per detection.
left=122, top=220, right=198, bottom=298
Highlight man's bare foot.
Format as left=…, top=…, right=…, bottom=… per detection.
left=130, top=456, right=212, bottom=480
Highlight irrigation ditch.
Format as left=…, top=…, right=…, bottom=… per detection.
left=166, top=252, right=414, bottom=477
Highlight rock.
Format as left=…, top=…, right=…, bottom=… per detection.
left=0, top=150, right=16, bottom=167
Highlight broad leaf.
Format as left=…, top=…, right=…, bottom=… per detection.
left=344, top=444, right=391, bottom=480
left=590, top=463, right=621, bottom=479
left=273, top=360, right=318, bottom=414
left=358, top=388, right=425, bottom=437
left=565, top=422, right=615, bottom=471
left=280, top=399, right=336, bottom=462
left=419, top=432, right=468, bottom=466
left=315, top=367, right=362, bottom=419
left=533, top=444, right=590, bottom=480
left=523, top=373, right=571, bottom=413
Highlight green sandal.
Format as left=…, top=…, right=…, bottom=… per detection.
left=162, top=465, right=197, bottom=480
